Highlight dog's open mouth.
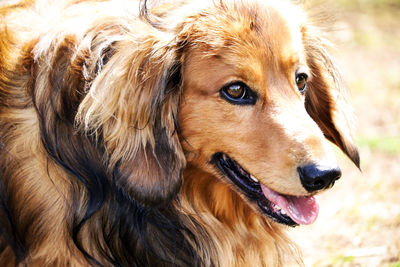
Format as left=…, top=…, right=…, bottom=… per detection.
left=212, top=152, right=319, bottom=226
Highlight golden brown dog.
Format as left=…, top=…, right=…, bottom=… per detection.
left=0, top=0, right=359, bottom=266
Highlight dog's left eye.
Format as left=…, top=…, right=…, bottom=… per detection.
left=220, top=82, right=257, bottom=105
left=296, top=73, right=308, bottom=94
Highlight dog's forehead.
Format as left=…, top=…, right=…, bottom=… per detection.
left=183, top=0, right=307, bottom=94
left=194, top=1, right=305, bottom=57
left=220, top=6, right=305, bottom=78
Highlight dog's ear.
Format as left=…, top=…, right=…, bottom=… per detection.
left=302, top=26, right=360, bottom=168
left=76, top=27, right=185, bottom=206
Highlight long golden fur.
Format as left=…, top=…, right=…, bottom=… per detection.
left=0, top=0, right=359, bottom=266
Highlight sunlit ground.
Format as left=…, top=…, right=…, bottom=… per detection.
left=290, top=1, right=400, bottom=266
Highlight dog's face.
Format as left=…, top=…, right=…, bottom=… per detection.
left=178, top=1, right=359, bottom=226
left=65, top=0, right=359, bottom=224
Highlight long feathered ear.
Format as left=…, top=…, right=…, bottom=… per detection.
left=76, top=25, right=185, bottom=206
left=302, top=26, right=360, bottom=168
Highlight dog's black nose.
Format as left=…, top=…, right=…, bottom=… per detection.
left=298, top=164, right=342, bottom=193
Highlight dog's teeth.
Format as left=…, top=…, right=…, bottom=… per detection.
left=281, top=209, right=286, bottom=215
left=272, top=204, right=281, bottom=211
left=250, top=175, right=259, bottom=183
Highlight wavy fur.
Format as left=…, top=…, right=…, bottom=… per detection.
left=0, top=0, right=359, bottom=266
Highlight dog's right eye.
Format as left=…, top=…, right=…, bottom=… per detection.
left=220, top=82, right=257, bottom=105
left=295, top=73, right=308, bottom=94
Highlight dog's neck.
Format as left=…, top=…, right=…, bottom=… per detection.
left=180, top=164, right=300, bottom=266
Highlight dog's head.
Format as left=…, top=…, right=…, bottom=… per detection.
left=46, top=0, right=359, bottom=222
left=173, top=0, right=359, bottom=225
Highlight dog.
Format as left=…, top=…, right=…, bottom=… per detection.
left=0, top=0, right=360, bottom=266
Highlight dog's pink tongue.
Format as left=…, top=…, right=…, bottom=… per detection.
left=261, top=184, right=319, bottom=225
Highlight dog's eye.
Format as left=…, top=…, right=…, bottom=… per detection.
left=296, top=73, right=308, bottom=94
left=220, top=82, right=257, bottom=105
left=226, top=84, right=244, bottom=98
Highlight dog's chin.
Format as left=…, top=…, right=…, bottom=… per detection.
left=212, top=152, right=319, bottom=227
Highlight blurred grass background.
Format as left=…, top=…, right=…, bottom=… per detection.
left=291, top=0, right=400, bottom=266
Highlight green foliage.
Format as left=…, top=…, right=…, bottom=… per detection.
left=332, top=254, right=355, bottom=264
left=387, top=262, right=400, bottom=267
left=335, top=0, right=400, bottom=9
left=357, top=136, right=400, bottom=154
